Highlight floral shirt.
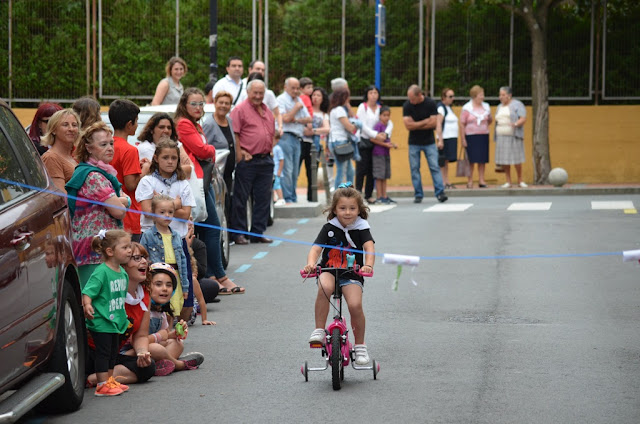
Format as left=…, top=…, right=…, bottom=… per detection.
left=71, top=172, right=122, bottom=266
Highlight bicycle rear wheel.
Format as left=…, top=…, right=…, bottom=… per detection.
left=331, top=328, right=342, bottom=390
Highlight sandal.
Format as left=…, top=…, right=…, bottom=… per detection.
left=217, top=276, right=245, bottom=295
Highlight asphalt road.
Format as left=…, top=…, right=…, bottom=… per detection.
left=31, top=194, right=640, bottom=424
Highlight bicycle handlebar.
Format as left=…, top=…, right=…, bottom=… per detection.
left=300, top=266, right=373, bottom=279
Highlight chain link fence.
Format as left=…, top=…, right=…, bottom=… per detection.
left=0, top=0, right=638, bottom=105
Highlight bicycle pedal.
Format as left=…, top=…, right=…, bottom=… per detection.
left=309, top=342, right=324, bottom=349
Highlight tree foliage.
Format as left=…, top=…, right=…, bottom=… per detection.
left=0, top=0, right=637, bottom=105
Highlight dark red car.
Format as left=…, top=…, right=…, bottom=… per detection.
left=0, top=101, right=85, bottom=422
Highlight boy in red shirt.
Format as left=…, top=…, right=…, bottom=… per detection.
left=299, top=77, right=314, bottom=117
left=108, top=99, right=149, bottom=242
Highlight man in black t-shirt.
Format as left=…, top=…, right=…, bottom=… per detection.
left=402, top=85, right=447, bottom=203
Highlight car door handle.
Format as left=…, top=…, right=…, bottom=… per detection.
left=11, top=231, right=34, bottom=249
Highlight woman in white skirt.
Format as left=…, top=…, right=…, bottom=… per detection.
left=494, top=86, right=527, bottom=188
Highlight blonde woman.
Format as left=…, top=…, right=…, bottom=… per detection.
left=41, top=109, right=81, bottom=193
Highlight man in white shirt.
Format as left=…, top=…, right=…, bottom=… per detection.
left=212, top=56, right=244, bottom=105
left=276, top=77, right=312, bottom=203
left=236, top=60, right=278, bottom=112
left=240, top=60, right=265, bottom=88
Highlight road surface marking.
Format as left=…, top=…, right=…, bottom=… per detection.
left=368, top=204, right=397, bottom=213
left=253, top=252, right=268, bottom=259
left=591, top=200, right=634, bottom=210
left=424, top=203, right=473, bottom=212
left=508, top=202, right=552, bottom=211
left=235, top=264, right=252, bottom=273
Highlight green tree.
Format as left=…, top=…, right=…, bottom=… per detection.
left=492, top=0, right=564, bottom=184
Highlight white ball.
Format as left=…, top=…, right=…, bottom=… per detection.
left=548, top=168, right=568, bottom=187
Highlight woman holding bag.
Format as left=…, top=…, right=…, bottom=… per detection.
left=435, top=88, right=459, bottom=189
left=460, top=85, right=492, bottom=188
left=329, top=87, right=359, bottom=189
left=355, top=85, right=388, bottom=203
left=175, top=88, right=244, bottom=295
left=495, top=86, right=527, bottom=188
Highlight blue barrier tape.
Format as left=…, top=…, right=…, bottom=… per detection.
left=0, top=177, right=625, bottom=261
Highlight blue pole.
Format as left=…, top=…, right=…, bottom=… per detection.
left=375, top=0, right=381, bottom=89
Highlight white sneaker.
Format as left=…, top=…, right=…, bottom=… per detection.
left=519, top=182, right=528, bottom=188
left=274, top=199, right=286, bottom=206
left=308, top=328, right=325, bottom=344
left=354, top=344, right=370, bottom=365
left=501, top=182, right=511, bottom=188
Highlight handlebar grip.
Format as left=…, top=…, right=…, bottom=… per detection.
left=358, top=271, right=373, bottom=277
left=300, top=266, right=321, bottom=278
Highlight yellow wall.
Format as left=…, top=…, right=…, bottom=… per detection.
left=14, top=105, right=640, bottom=184
left=382, top=105, right=640, bottom=185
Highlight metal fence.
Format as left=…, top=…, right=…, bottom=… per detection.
left=1, top=0, right=638, bottom=105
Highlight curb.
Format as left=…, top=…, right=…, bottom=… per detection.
left=274, top=185, right=640, bottom=219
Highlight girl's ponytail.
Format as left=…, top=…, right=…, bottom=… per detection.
left=91, top=229, right=131, bottom=258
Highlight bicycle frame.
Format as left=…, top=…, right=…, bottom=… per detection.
left=301, top=261, right=379, bottom=386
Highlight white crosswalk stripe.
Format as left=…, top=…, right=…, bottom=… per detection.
left=424, top=203, right=473, bottom=212
left=591, top=200, right=635, bottom=210
left=368, top=204, right=397, bottom=213
left=507, top=202, right=552, bottom=211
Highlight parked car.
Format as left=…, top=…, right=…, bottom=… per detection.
left=100, top=105, right=230, bottom=269
left=0, top=100, right=85, bottom=421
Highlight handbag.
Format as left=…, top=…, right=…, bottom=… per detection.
left=188, top=168, right=208, bottom=223
left=359, top=137, right=373, bottom=149
left=333, top=140, right=354, bottom=160
left=199, top=159, right=215, bottom=194
left=456, top=148, right=471, bottom=177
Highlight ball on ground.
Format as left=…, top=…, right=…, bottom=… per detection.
left=548, top=167, right=568, bottom=187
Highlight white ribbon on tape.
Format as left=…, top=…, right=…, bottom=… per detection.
left=622, top=249, right=640, bottom=262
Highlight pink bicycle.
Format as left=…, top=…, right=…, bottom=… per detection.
left=300, top=253, right=380, bottom=390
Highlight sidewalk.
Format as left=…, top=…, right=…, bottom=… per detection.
left=274, top=183, right=640, bottom=219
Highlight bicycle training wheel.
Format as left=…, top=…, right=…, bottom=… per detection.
left=331, top=328, right=342, bottom=390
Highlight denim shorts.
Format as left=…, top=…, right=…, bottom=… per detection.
left=338, top=278, right=363, bottom=289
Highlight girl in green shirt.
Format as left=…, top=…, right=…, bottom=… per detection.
left=82, top=229, right=142, bottom=396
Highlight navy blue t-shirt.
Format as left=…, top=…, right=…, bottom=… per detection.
left=313, top=222, right=374, bottom=282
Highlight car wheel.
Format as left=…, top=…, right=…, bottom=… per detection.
left=220, top=194, right=230, bottom=270
left=37, top=279, right=85, bottom=413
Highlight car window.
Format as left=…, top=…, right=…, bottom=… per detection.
left=0, top=106, right=48, bottom=190
left=0, top=130, right=32, bottom=207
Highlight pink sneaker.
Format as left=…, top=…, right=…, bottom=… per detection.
left=154, top=359, right=176, bottom=376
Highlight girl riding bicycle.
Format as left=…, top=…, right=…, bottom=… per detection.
left=303, top=183, right=375, bottom=365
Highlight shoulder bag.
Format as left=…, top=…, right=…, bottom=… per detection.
left=456, top=148, right=471, bottom=177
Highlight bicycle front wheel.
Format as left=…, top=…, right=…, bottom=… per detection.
left=331, top=328, right=342, bottom=390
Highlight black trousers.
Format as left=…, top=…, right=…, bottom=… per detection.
left=355, top=146, right=374, bottom=199
left=231, top=156, right=274, bottom=238
left=90, top=331, right=119, bottom=373
left=298, top=140, right=313, bottom=201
